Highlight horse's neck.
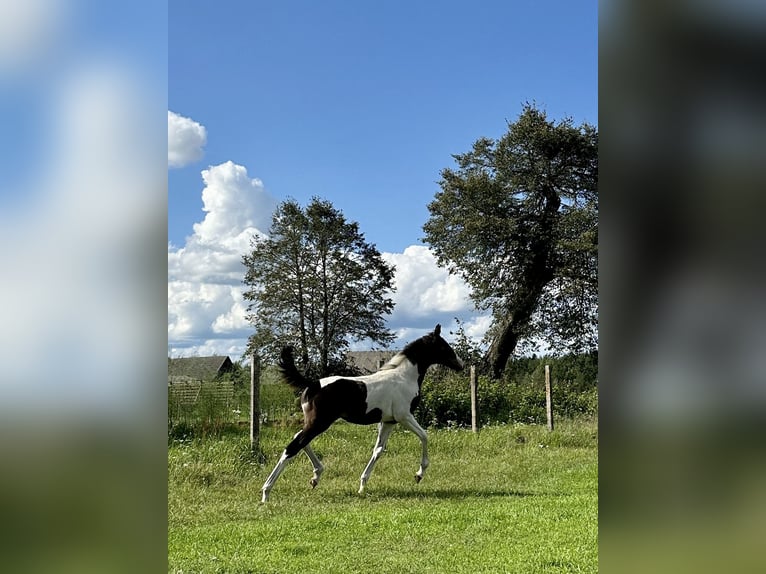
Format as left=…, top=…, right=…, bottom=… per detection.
left=380, top=355, right=420, bottom=382
left=382, top=353, right=408, bottom=370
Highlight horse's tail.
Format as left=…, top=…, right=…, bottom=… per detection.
left=278, top=346, right=320, bottom=394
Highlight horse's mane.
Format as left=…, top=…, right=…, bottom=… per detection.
left=378, top=333, right=432, bottom=371
left=379, top=352, right=408, bottom=371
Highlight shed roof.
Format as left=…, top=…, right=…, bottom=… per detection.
left=168, top=356, right=233, bottom=381
left=346, top=350, right=399, bottom=374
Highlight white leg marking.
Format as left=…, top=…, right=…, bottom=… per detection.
left=359, top=422, right=396, bottom=494
left=303, top=445, right=324, bottom=488
left=400, top=415, right=429, bottom=483
left=261, top=451, right=291, bottom=503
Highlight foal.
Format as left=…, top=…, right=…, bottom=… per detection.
left=261, top=324, right=464, bottom=502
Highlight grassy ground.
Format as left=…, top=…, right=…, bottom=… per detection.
left=168, top=419, right=597, bottom=573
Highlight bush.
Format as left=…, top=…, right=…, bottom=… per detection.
left=415, top=352, right=598, bottom=428
left=168, top=353, right=598, bottom=434
left=168, top=376, right=301, bottom=439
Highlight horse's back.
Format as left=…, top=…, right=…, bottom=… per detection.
left=317, top=366, right=418, bottom=423
left=319, top=373, right=365, bottom=388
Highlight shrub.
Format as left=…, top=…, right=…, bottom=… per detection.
left=167, top=377, right=301, bottom=439
left=168, top=353, right=598, bottom=434
left=415, top=352, right=598, bottom=428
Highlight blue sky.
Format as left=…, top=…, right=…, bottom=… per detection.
left=168, top=0, right=597, bottom=359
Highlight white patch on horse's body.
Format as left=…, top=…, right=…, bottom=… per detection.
left=319, top=355, right=419, bottom=422
left=260, top=324, right=464, bottom=503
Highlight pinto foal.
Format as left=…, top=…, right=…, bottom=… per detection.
left=261, top=324, right=464, bottom=502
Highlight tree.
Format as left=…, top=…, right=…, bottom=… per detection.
left=423, top=104, right=598, bottom=377
left=243, top=197, right=396, bottom=376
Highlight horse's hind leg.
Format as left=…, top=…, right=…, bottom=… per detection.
left=303, top=445, right=324, bottom=488
left=261, top=430, right=303, bottom=503
left=359, top=422, right=396, bottom=494
left=261, top=452, right=292, bottom=503
left=261, top=421, right=332, bottom=502
left=262, top=429, right=317, bottom=502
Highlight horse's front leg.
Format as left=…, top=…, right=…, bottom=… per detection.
left=400, top=415, right=429, bottom=483
left=359, top=422, right=396, bottom=494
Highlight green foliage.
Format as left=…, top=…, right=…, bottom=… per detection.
left=167, top=383, right=244, bottom=440
left=416, top=352, right=598, bottom=427
left=212, top=361, right=249, bottom=385
left=168, top=376, right=303, bottom=440
left=448, top=317, right=485, bottom=368
left=168, top=353, right=597, bottom=437
left=423, top=104, right=598, bottom=375
left=243, top=197, right=396, bottom=377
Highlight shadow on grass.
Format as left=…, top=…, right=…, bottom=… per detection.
left=354, top=487, right=540, bottom=501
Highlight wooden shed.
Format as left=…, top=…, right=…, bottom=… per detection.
left=346, top=350, right=399, bottom=374
left=168, top=355, right=234, bottom=383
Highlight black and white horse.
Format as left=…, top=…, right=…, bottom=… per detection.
left=261, top=324, right=464, bottom=502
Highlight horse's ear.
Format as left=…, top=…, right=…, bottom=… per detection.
left=434, top=324, right=441, bottom=336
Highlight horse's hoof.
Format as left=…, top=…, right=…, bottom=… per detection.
left=310, top=479, right=318, bottom=488
left=415, top=475, right=422, bottom=483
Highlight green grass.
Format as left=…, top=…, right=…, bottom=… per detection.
left=169, top=419, right=597, bottom=573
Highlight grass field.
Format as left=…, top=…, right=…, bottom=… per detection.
left=168, top=419, right=597, bottom=573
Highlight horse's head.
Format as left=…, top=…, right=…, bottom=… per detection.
left=423, top=324, right=465, bottom=372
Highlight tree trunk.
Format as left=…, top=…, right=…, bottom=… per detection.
left=487, top=317, right=520, bottom=379
left=487, top=189, right=561, bottom=378
left=486, top=275, right=550, bottom=378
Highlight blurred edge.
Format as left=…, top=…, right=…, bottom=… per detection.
left=3, top=0, right=766, bottom=572
left=600, top=1, right=766, bottom=572
left=0, top=1, right=167, bottom=573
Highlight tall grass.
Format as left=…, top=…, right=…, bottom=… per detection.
left=169, top=419, right=597, bottom=573
left=168, top=382, right=301, bottom=440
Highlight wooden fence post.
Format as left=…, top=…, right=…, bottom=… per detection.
left=545, top=364, right=554, bottom=431
left=250, top=353, right=261, bottom=452
left=470, top=365, right=479, bottom=433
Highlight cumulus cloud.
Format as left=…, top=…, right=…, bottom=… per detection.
left=168, top=161, right=276, bottom=282
left=193, top=161, right=275, bottom=250
left=168, top=110, right=206, bottom=168
left=378, top=245, right=491, bottom=347
left=383, top=245, right=474, bottom=323
left=168, top=161, right=277, bottom=357
left=168, top=171, right=493, bottom=357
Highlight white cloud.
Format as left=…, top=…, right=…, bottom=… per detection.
left=168, top=282, right=235, bottom=340
left=373, top=244, right=492, bottom=348
left=168, top=161, right=277, bottom=357
left=211, top=288, right=250, bottom=334
left=193, top=161, right=275, bottom=249
left=169, top=339, right=249, bottom=360
left=168, top=170, right=494, bottom=358
left=168, top=110, right=207, bottom=168
left=383, top=245, right=474, bottom=322
left=168, top=161, right=276, bottom=283
left=462, top=314, right=493, bottom=341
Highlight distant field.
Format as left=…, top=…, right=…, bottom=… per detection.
left=168, top=419, right=597, bottom=573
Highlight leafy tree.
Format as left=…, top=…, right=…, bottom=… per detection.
left=243, top=197, right=396, bottom=376
left=423, top=104, right=598, bottom=377
left=449, top=317, right=485, bottom=368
